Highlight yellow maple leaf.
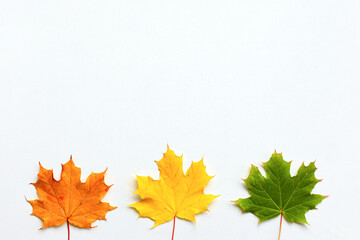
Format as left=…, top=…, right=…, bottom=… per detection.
left=130, top=146, right=218, bottom=229
left=27, top=156, right=116, bottom=234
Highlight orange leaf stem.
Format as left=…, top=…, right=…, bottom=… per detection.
left=67, top=219, right=70, bottom=240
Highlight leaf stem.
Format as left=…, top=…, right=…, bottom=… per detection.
left=67, top=219, right=70, bottom=240
left=278, top=212, right=283, bottom=240
left=171, top=216, right=176, bottom=240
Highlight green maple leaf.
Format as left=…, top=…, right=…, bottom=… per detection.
left=235, top=152, right=326, bottom=239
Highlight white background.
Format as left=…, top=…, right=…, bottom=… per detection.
left=0, top=0, right=359, bottom=239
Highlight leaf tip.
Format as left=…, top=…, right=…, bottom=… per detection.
left=38, top=162, right=46, bottom=171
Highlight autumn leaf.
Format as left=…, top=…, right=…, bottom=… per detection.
left=235, top=151, right=326, bottom=240
left=130, top=146, right=218, bottom=239
left=27, top=156, right=116, bottom=239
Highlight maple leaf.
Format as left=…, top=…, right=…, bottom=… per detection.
left=130, top=146, right=218, bottom=239
left=27, top=156, right=116, bottom=238
left=235, top=151, right=326, bottom=239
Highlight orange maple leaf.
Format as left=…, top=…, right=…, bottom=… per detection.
left=27, top=156, right=116, bottom=234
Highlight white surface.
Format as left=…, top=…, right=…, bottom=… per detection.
left=0, top=0, right=359, bottom=239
